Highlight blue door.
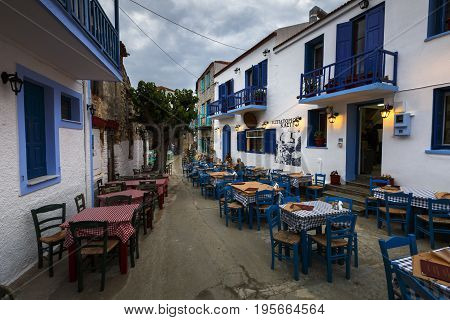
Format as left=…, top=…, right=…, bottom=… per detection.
left=335, top=22, right=353, bottom=87
left=222, top=125, right=231, bottom=161
left=24, top=81, right=47, bottom=179
left=364, top=5, right=385, bottom=79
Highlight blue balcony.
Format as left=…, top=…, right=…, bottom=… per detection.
left=0, top=0, right=121, bottom=81
left=207, top=86, right=267, bottom=119
left=197, top=114, right=212, bottom=129
left=299, top=49, right=398, bottom=105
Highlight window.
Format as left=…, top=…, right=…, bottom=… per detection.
left=200, top=78, right=205, bottom=93
left=305, top=35, right=324, bottom=73
left=245, top=59, right=268, bottom=88
left=428, top=0, right=450, bottom=37
left=307, top=108, right=328, bottom=147
left=246, top=129, right=265, bottom=153
left=353, top=17, right=366, bottom=75
left=205, top=72, right=211, bottom=88
left=431, top=87, right=450, bottom=149
left=61, top=94, right=81, bottom=122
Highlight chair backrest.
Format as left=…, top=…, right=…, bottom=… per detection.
left=428, top=198, right=450, bottom=221
left=223, top=185, right=234, bottom=203
left=132, top=204, right=144, bottom=233
left=74, top=193, right=86, bottom=213
left=31, top=204, right=66, bottom=240
left=314, top=173, right=326, bottom=187
left=378, top=234, right=418, bottom=300
left=325, top=214, right=356, bottom=243
left=281, top=196, right=301, bottom=204
left=69, top=220, right=108, bottom=253
left=104, top=195, right=132, bottom=206
left=265, top=205, right=281, bottom=243
left=133, top=169, right=141, bottom=175
left=137, top=183, right=157, bottom=193
left=324, top=196, right=353, bottom=211
left=139, top=180, right=156, bottom=186
left=271, top=172, right=282, bottom=183
left=256, top=190, right=275, bottom=205
left=105, top=182, right=126, bottom=191
left=0, top=285, right=14, bottom=300
left=385, top=192, right=412, bottom=211
left=393, top=264, right=437, bottom=300
left=114, top=173, right=120, bottom=180
left=96, top=178, right=103, bottom=190
left=369, top=177, right=389, bottom=193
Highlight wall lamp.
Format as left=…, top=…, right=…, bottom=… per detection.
left=326, top=106, right=339, bottom=124
left=1, top=72, right=23, bottom=95
left=87, top=103, right=96, bottom=116
left=234, top=67, right=240, bottom=74
left=293, top=117, right=302, bottom=127
left=359, top=0, right=369, bottom=9
left=380, top=104, right=394, bottom=119
left=262, top=49, right=271, bottom=57
left=261, top=121, right=269, bottom=129
left=235, top=124, right=241, bottom=131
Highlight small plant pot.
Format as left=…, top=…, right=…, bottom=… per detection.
left=314, top=138, right=325, bottom=147
left=330, top=174, right=341, bottom=186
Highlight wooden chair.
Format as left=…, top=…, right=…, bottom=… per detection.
left=278, top=175, right=292, bottom=197
left=308, top=214, right=356, bottom=283
left=129, top=205, right=143, bottom=267
left=104, top=195, right=132, bottom=206
left=265, top=205, right=300, bottom=281
left=255, top=190, right=275, bottom=231
left=378, top=192, right=412, bottom=236
left=0, top=285, right=14, bottom=299
left=280, top=195, right=301, bottom=204
left=105, top=181, right=126, bottom=191
left=393, top=264, right=437, bottom=300
left=133, top=169, right=141, bottom=175
left=415, top=198, right=450, bottom=249
left=69, top=221, right=119, bottom=292
left=223, top=186, right=244, bottom=230
left=31, top=204, right=67, bottom=277
left=365, top=177, right=389, bottom=218
left=96, top=178, right=103, bottom=191
left=306, top=173, right=326, bottom=200
left=99, top=185, right=121, bottom=195
left=74, top=193, right=86, bottom=213
left=378, top=234, right=418, bottom=299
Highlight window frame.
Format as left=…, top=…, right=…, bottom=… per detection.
left=427, top=0, right=450, bottom=38
left=60, top=92, right=82, bottom=127
left=431, top=86, right=450, bottom=150
left=307, top=108, right=328, bottom=148
left=305, top=34, right=324, bottom=73
left=245, top=129, right=265, bottom=154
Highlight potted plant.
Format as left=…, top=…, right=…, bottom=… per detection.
left=314, top=131, right=326, bottom=147
left=254, top=89, right=266, bottom=105
left=330, top=170, right=341, bottom=185
left=375, top=174, right=395, bottom=186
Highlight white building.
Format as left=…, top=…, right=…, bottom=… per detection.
left=211, top=0, right=450, bottom=191
left=0, top=0, right=121, bottom=284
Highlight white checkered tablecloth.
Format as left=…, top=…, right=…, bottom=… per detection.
left=280, top=201, right=349, bottom=232
left=392, top=247, right=450, bottom=299
left=289, top=175, right=313, bottom=188
left=233, top=190, right=256, bottom=207
left=373, top=187, right=450, bottom=210
left=62, top=204, right=139, bottom=248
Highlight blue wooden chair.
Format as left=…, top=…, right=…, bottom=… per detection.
left=199, top=173, right=209, bottom=196
left=378, top=192, right=412, bottom=236
left=223, top=186, right=244, bottom=230
left=392, top=264, right=438, bottom=300
left=378, top=234, right=418, bottom=299
left=324, top=196, right=358, bottom=267
left=216, top=181, right=226, bottom=218
left=258, top=178, right=274, bottom=185
left=255, top=190, right=275, bottom=231
left=278, top=175, right=292, bottom=197
left=306, top=173, right=326, bottom=200
left=281, top=196, right=301, bottom=204
left=265, top=205, right=300, bottom=281
left=415, top=198, right=450, bottom=249
left=308, top=214, right=357, bottom=283
left=365, top=177, right=389, bottom=218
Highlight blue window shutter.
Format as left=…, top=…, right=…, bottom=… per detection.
left=237, top=131, right=246, bottom=151
left=428, top=0, right=445, bottom=37
left=252, top=64, right=259, bottom=87
left=335, top=22, right=353, bottom=84
left=245, top=68, right=251, bottom=87
left=305, top=42, right=314, bottom=73
left=229, top=79, right=234, bottom=94
left=431, top=88, right=445, bottom=149
left=260, top=59, right=268, bottom=87
left=264, top=129, right=277, bottom=154
left=365, top=4, right=385, bottom=77
left=308, top=109, right=319, bottom=146
left=24, top=81, right=47, bottom=179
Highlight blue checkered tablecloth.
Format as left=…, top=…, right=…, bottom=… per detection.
left=392, top=247, right=450, bottom=299
left=280, top=201, right=350, bottom=232
left=233, top=190, right=256, bottom=207
left=289, top=174, right=313, bottom=188
left=373, top=186, right=450, bottom=210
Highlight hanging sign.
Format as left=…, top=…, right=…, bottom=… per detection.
left=271, top=117, right=301, bottom=128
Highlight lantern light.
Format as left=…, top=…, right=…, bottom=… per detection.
left=380, top=104, right=393, bottom=119
left=293, top=117, right=302, bottom=127
left=261, top=121, right=269, bottom=129
left=235, top=124, right=241, bottom=131
left=234, top=68, right=240, bottom=74
left=1, top=72, right=23, bottom=95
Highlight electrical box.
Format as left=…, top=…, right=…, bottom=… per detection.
left=394, top=113, right=412, bottom=136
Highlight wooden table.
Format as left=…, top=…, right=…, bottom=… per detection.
left=373, top=186, right=450, bottom=210
left=286, top=173, right=313, bottom=188
left=280, top=201, right=349, bottom=274
left=231, top=181, right=276, bottom=206
left=61, top=204, right=139, bottom=282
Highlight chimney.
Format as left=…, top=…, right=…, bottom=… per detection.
left=309, top=6, right=327, bottom=23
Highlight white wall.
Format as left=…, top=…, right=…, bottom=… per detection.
left=0, top=37, right=90, bottom=284
left=214, top=0, right=450, bottom=190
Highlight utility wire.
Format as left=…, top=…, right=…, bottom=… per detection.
left=126, top=0, right=246, bottom=51
left=120, top=6, right=199, bottom=79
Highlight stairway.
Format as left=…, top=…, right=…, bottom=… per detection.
left=322, top=180, right=370, bottom=213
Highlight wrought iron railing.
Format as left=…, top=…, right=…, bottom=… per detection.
left=207, top=86, right=267, bottom=116
left=299, top=49, right=398, bottom=99
left=56, top=0, right=119, bottom=67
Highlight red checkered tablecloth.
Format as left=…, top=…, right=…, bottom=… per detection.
left=97, top=189, right=147, bottom=205
left=61, top=204, right=139, bottom=248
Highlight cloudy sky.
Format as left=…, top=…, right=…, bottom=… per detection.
left=99, top=0, right=343, bottom=90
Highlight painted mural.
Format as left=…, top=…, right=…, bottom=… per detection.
left=275, top=129, right=302, bottom=166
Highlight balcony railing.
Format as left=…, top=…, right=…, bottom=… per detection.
left=207, top=86, right=267, bottom=116
left=197, top=114, right=211, bottom=128
left=299, top=49, right=398, bottom=100
left=56, top=0, right=119, bottom=67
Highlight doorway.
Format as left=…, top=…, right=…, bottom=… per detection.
left=222, top=125, right=231, bottom=161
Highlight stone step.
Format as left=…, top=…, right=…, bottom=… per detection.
left=326, top=184, right=370, bottom=197
left=322, top=190, right=367, bottom=208
left=346, top=181, right=370, bottom=190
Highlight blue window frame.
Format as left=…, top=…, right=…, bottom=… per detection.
left=305, top=35, right=324, bottom=73
left=428, top=0, right=450, bottom=37
left=307, top=108, right=328, bottom=147
left=431, top=86, right=450, bottom=150
left=60, top=93, right=81, bottom=126
left=16, top=65, right=83, bottom=195
left=237, top=131, right=246, bottom=151
left=245, top=59, right=268, bottom=88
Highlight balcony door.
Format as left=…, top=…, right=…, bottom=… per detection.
left=222, top=125, right=231, bottom=161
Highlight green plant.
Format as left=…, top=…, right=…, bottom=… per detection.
left=314, top=131, right=324, bottom=139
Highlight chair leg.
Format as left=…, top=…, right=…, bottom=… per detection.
left=100, top=253, right=106, bottom=292
left=346, top=252, right=351, bottom=280
left=386, top=214, right=392, bottom=236
left=135, top=234, right=140, bottom=260
left=278, top=243, right=282, bottom=261
left=364, top=200, right=369, bottom=218
left=225, top=211, right=229, bottom=227
left=77, top=253, right=83, bottom=292
left=353, top=233, right=359, bottom=268
left=271, top=245, right=275, bottom=270
left=293, top=243, right=299, bottom=281
left=48, top=245, right=54, bottom=277
left=37, top=242, right=43, bottom=269
left=58, top=241, right=64, bottom=260
left=326, top=256, right=332, bottom=283
left=130, top=239, right=135, bottom=268
left=430, top=228, right=435, bottom=250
